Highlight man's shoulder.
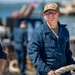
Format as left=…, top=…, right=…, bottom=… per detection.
left=60, top=24, right=69, bottom=35
left=60, top=23, right=68, bottom=30
left=34, top=24, right=44, bottom=33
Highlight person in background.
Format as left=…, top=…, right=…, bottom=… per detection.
left=10, top=20, right=28, bottom=75
left=27, top=2, right=75, bottom=75
left=0, top=38, right=7, bottom=73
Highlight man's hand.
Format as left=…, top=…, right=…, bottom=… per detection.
left=47, top=70, right=57, bottom=75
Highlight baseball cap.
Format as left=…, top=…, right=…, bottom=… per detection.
left=44, top=2, right=60, bottom=13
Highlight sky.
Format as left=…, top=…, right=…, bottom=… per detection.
left=0, top=0, right=73, bottom=4
left=0, top=0, right=27, bottom=3
left=0, top=0, right=41, bottom=3
left=0, top=0, right=65, bottom=3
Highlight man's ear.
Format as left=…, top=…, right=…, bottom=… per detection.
left=43, top=13, right=47, bottom=19
left=59, top=13, right=61, bottom=17
left=44, top=16, right=47, bottom=20
left=44, top=16, right=46, bottom=19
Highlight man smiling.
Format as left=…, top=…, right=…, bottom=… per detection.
left=28, top=2, right=75, bottom=75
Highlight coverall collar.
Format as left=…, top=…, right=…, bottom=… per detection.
left=43, top=22, right=66, bottom=39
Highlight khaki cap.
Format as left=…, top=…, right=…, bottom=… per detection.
left=44, top=3, right=60, bottom=13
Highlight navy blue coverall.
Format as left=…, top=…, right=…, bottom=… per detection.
left=28, top=22, right=75, bottom=75
left=10, top=27, right=28, bottom=75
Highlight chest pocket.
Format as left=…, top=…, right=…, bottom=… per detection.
left=41, top=27, right=56, bottom=48
left=45, top=40, right=56, bottom=48
left=43, top=35, right=56, bottom=48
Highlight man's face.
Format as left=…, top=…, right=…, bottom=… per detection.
left=44, top=10, right=60, bottom=23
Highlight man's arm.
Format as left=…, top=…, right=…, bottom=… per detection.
left=65, top=30, right=75, bottom=65
left=24, top=30, right=28, bottom=47
left=28, top=31, right=51, bottom=75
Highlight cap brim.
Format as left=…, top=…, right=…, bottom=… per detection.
left=44, top=9, right=59, bottom=13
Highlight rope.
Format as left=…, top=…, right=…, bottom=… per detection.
left=55, top=64, right=75, bottom=75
